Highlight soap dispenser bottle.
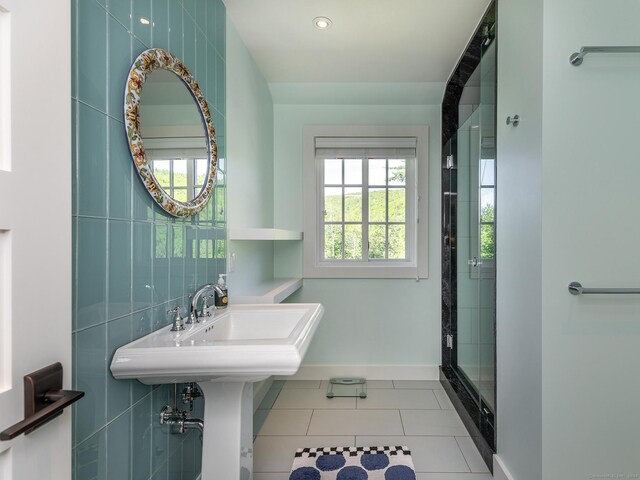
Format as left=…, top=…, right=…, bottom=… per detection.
left=214, top=274, right=228, bottom=308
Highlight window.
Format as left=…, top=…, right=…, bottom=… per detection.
left=146, top=136, right=227, bottom=261
left=304, top=126, right=429, bottom=279
left=320, top=152, right=414, bottom=262
left=479, top=158, right=495, bottom=260
left=150, top=157, right=209, bottom=202
left=144, top=133, right=210, bottom=202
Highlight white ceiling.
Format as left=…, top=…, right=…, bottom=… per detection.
left=224, top=0, right=491, bottom=83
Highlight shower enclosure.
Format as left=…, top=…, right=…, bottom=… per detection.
left=441, top=3, right=496, bottom=470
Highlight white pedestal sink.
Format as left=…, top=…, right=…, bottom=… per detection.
left=110, top=303, right=324, bottom=480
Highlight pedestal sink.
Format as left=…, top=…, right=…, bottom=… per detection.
left=110, top=303, right=324, bottom=480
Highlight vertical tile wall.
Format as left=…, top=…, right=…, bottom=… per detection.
left=72, top=0, right=226, bottom=479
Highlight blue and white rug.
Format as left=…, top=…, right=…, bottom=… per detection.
left=289, top=446, right=416, bottom=480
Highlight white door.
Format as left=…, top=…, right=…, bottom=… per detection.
left=0, top=0, right=72, bottom=479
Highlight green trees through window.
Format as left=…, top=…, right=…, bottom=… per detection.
left=324, top=189, right=407, bottom=260
left=322, top=157, right=409, bottom=262
left=480, top=204, right=495, bottom=259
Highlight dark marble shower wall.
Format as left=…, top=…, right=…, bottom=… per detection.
left=440, top=1, right=497, bottom=470
left=441, top=6, right=496, bottom=147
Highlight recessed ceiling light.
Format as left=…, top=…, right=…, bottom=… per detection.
left=313, top=16, right=332, bottom=30
left=139, top=17, right=150, bottom=25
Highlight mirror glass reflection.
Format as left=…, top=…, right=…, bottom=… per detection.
left=139, top=69, right=209, bottom=203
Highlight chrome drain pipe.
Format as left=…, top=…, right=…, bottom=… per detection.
left=160, top=383, right=204, bottom=436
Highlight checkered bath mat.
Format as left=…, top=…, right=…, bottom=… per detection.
left=289, top=446, right=416, bottom=479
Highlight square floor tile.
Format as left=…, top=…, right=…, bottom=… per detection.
left=357, top=389, right=440, bottom=410
left=273, top=388, right=356, bottom=409
left=401, top=410, right=469, bottom=436
left=416, top=474, right=493, bottom=480
left=393, top=380, right=444, bottom=390
left=253, top=474, right=289, bottom=480
left=356, top=436, right=470, bottom=473
left=308, top=410, right=404, bottom=436
left=253, top=436, right=354, bottom=473
left=282, top=380, right=321, bottom=389
left=259, top=410, right=313, bottom=436
left=320, top=380, right=394, bottom=390
left=434, top=390, right=455, bottom=410
left=455, top=437, right=490, bottom=473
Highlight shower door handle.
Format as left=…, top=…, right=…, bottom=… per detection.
left=468, top=257, right=483, bottom=267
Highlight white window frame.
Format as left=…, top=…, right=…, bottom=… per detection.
left=303, top=125, right=429, bottom=279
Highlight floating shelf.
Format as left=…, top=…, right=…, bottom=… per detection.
left=228, top=228, right=302, bottom=241
left=232, top=278, right=303, bottom=304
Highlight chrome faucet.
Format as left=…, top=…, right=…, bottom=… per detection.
left=189, top=284, right=225, bottom=323
left=167, top=306, right=185, bottom=332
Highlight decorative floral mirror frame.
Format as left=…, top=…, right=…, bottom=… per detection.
left=124, top=48, right=217, bottom=217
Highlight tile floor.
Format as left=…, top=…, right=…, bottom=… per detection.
left=253, top=380, right=492, bottom=480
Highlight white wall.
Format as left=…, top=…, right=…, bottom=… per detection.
left=226, top=21, right=275, bottom=293
left=497, top=1, right=640, bottom=478
left=495, top=0, right=543, bottom=478
left=273, top=102, right=443, bottom=370
left=541, top=1, right=640, bottom=478
left=225, top=28, right=444, bottom=383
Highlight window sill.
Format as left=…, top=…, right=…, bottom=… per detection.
left=303, top=264, right=425, bottom=279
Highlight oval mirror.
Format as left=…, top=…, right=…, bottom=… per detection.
left=124, top=48, right=217, bottom=217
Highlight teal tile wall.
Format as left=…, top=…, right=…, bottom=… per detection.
left=72, top=0, right=226, bottom=479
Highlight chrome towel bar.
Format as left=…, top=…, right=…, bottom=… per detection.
left=570, top=46, right=640, bottom=66
left=568, top=281, right=640, bottom=296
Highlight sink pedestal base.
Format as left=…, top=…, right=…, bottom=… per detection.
left=198, top=381, right=254, bottom=480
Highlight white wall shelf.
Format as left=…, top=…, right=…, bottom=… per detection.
left=232, top=278, right=303, bottom=304
left=228, top=228, right=303, bottom=241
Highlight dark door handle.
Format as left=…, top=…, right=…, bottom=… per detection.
left=0, top=363, right=84, bottom=441
left=0, top=389, right=84, bottom=440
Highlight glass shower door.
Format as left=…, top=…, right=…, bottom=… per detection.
left=456, top=108, right=482, bottom=398
left=478, top=152, right=495, bottom=414
left=455, top=110, right=496, bottom=415
left=478, top=38, right=496, bottom=415
left=441, top=2, right=496, bottom=457
left=454, top=37, right=496, bottom=418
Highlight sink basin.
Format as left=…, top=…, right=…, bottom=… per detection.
left=110, top=303, right=324, bottom=384
left=109, top=302, right=324, bottom=480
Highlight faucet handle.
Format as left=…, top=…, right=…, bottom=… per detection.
left=167, top=306, right=185, bottom=332
left=201, top=294, right=215, bottom=317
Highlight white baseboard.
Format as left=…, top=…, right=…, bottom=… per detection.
left=493, top=455, right=515, bottom=480
left=274, top=365, right=440, bottom=381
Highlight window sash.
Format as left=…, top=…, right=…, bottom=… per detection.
left=151, top=157, right=209, bottom=201
left=317, top=153, right=416, bottom=265
left=303, top=125, right=429, bottom=280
